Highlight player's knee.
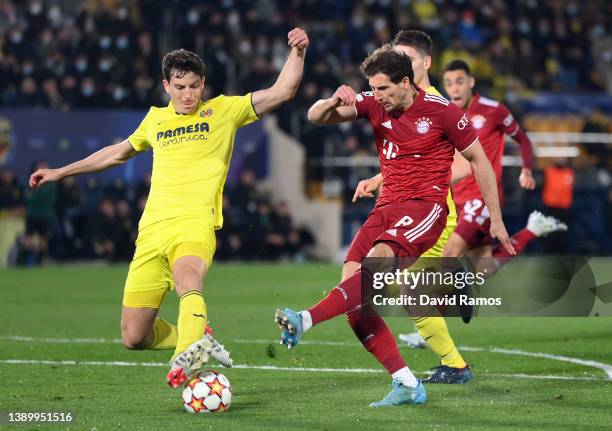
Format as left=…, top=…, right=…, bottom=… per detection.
left=341, top=261, right=360, bottom=282
left=443, top=236, right=467, bottom=257
left=121, top=325, right=149, bottom=350
left=368, top=242, right=395, bottom=258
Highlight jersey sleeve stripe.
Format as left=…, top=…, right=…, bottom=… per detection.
left=508, top=125, right=520, bottom=136
left=459, top=137, right=479, bottom=154
left=424, top=93, right=449, bottom=101
left=423, top=94, right=450, bottom=106
left=477, top=96, right=500, bottom=107
left=249, top=93, right=263, bottom=119
left=127, top=138, right=143, bottom=152
left=424, top=93, right=448, bottom=102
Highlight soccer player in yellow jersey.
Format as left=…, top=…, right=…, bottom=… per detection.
left=29, top=27, right=309, bottom=388
left=349, top=30, right=473, bottom=384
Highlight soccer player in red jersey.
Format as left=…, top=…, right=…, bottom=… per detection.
left=443, top=59, right=567, bottom=261
left=350, top=30, right=475, bottom=385
left=276, top=46, right=515, bottom=407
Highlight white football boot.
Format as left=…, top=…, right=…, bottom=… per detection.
left=167, top=337, right=213, bottom=388
left=526, top=211, right=568, bottom=237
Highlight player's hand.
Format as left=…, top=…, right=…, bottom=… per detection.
left=519, top=168, right=535, bottom=190
left=490, top=219, right=516, bottom=255
left=331, top=85, right=357, bottom=107
left=288, top=27, right=309, bottom=50
left=352, top=174, right=383, bottom=202
left=29, top=168, right=62, bottom=189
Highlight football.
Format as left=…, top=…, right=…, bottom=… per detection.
left=182, top=371, right=232, bottom=414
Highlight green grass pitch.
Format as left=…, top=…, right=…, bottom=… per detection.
left=1, top=263, right=611, bottom=430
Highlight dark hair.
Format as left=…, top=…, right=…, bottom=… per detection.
left=392, top=30, right=433, bottom=57
left=444, top=59, right=472, bottom=75
left=161, top=49, right=205, bottom=81
left=360, top=45, right=414, bottom=84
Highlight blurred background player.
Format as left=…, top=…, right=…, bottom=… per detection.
left=29, top=28, right=309, bottom=388
left=276, top=46, right=515, bottom=407
left=350, top=30, right=475, bottom=384
left=442, top=59, right=567, bottom=262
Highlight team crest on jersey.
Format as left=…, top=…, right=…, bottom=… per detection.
left=200, top=108, right=213, bottom=117
left=415, top=117, right=432, bottom=134
left=471, top=114, right=486, bottom=129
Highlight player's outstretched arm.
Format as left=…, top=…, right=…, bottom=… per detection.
left=308, top=85, right=359, bottom=125
left=29, top=139, right=137, bottom=189
left=251, top=28, right=308, bottom=117
left=461, top=140, right=516, bottom=255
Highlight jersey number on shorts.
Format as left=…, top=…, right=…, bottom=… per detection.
left=462, top=199, right=490, bottom=225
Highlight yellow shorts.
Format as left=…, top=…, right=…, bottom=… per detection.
left=122, top=216, right=216, bottom=308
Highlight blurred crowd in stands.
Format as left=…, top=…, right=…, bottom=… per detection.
left=0, top=166, right=313, bottom=267
left=1, top=0, right=609, bottom=110
left=0, top=0, right=611, bottom=263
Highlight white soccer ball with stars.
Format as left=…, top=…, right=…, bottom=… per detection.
left=182, top=370, right=232, bottom=413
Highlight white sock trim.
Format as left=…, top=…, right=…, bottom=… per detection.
left=392, top=367, right=418, bottom=387
left=300, top=310, right=312, bottom=332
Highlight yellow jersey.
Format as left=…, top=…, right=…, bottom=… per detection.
left=128, top=94, right=260, bottom=230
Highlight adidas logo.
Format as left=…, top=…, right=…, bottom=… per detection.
left=382, top=120, right=392, bottom=129
left=386, top=229, right=397, bottom=236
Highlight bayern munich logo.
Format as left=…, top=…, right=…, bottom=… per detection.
left=415, top=117, right=432, bottom=134
left=471, top=114, right=486, bottom=129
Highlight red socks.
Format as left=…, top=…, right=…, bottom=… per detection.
left=347, top=308, right=407, bottom=374
left=307, top=269, right=407, bottom=374
left=308, top=270, right=363, bottom=325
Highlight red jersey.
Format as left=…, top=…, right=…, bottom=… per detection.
left=452, top=94, right=534, bottom=205
left=355, top=89, right=477, bottom=208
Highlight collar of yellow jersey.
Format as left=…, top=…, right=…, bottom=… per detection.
left=168, top=99, right=205, bottom=116
left=425, top=86, right=442, bottom=97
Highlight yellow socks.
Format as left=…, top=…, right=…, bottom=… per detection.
left=413, top=316, right=467, bottom=368
left=150, top=318, right=178, bottom=350
left=173, top=291, right=207, bottom=360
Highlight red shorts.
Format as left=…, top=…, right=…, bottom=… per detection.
left=345, top=200, right=447, bottom=262
left=454, top=198, right=492, bottom=249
